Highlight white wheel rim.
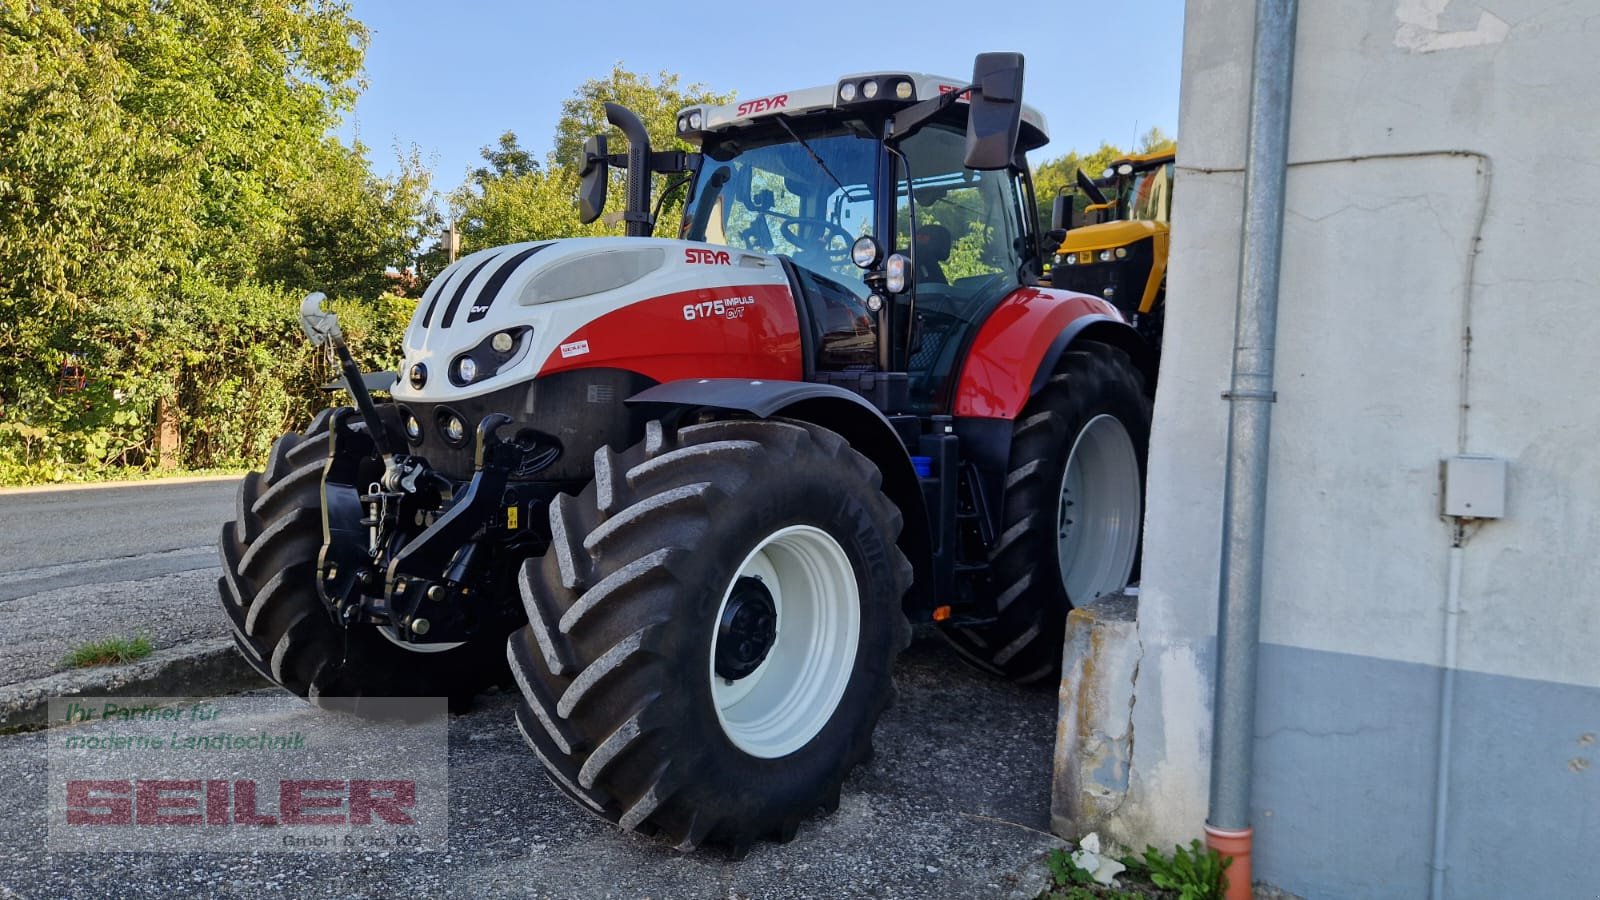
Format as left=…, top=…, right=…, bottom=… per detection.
left=710, top=525, right=861, bottom=759
left=377, top=626, right=463, bottom=654
left=1057, top=413, right=1142, bottom=602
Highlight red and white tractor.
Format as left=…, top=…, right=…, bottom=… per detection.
left=217, top=53, right=1153, bottom=852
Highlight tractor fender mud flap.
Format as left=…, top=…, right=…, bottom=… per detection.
left=627, top=378, right=934, bottom=615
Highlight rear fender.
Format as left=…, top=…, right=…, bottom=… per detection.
left=627, top=379, right=934, bottom=615
left=952, top=286, right=1154, bottom=421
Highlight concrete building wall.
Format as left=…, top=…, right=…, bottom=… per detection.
left=1110, top=2, right=1600, bottom=896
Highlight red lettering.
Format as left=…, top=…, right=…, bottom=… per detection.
left=232, top=779, right=278, bottom=826
left=349, top=780, right=416, bottom=825
left=684, top=248, right=732, bottom=265
left=735, top=94, right=788, bottom=117
left=281, top=779, right=347, bottom=825
left=136, top=779, right=202, bottom=826
left=206, top=779, right=230, bottom=825
left=66, top=780, right=132, bottom=825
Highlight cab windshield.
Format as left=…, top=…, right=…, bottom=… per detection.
left=1122, top=161, right=1174, bottom=223
left=683, top=126, right=881, bottom=295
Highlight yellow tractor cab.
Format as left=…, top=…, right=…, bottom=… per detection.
left=1047, top=148, right=1174, bottom=352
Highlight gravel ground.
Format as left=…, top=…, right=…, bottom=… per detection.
left=0, top=632, right=1067, bottom=899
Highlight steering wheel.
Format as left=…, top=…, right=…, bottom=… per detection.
left=779, top=217, right=854, bottom=264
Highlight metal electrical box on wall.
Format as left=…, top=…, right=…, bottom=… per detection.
left=1441, top=455, right=1508, bottom=519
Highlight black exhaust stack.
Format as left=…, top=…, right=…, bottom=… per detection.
left=604, top=102, right=653, bottom=237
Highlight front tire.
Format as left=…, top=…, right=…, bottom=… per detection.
left=217, top=410, right=510, bottom=709
left=507, top=418, right=912, bottom=852
left=940, top=343, right=1151, bottom=683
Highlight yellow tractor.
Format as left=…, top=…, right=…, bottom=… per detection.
left=1047, top=148, right=1174, bottom=353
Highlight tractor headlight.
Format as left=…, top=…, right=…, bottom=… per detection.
left=403, top=411, right=422, bottom=442
left=491, top=331, right=515, bottom=353
left=455, top=356, right=478, bottom=384
left=688, top=110, right=703, bottom=130
left=861, top=79, right=879, bottom=100
left=839, top=82, right=857, bottom=103
left=1115, top=247, right=1128, bottom=259
left=1099, top=250, right=1113, bottom=262
left=894, top=80, right=913, bottom=100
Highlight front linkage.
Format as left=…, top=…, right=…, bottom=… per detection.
left=299, top=295, right=557, bottom=648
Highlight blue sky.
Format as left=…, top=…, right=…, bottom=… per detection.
left=339, top=0, right=1186, bottom=195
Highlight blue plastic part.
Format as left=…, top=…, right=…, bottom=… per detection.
left=911, top=455, right=933, bottom=478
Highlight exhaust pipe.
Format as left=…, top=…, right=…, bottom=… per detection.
left=604, top=102, right=653, bottom=237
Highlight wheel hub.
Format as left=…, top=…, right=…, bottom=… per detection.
left=715, top=576, right=777, bottom=680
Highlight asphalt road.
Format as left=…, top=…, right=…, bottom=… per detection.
left=0, top=638, right=1063, bottom=899
left=0, top=479, right=238, bottom=684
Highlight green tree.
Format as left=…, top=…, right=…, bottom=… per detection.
left=452, top=65, right=733, bottom=254
left=0, top=0, right=427, bottom=482
left=260, top=142, right=440, bottom=300
left=1030, top=142, right=1130, bottom=234
left=1138, top=125, right=1177, bottom=155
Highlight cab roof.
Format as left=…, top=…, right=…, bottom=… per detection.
left=676, top=71, right=1050, bottom=154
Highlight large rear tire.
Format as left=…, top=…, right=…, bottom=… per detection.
left=940, top=343, right=1151, bottom=683
left=217, top=410, right=510, bottom=710
left=507, top=418, right=912, bottom=852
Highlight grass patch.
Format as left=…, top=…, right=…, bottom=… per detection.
left=62, top=634, right=154, bottom=668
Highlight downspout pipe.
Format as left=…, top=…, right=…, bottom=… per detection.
left=1207, top=0, right=1299, bottom=896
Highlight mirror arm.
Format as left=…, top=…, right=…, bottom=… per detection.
left=887, top=84, right=971, bottom=146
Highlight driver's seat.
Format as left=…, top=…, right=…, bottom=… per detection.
left=914, top=224, right=952, bottom=285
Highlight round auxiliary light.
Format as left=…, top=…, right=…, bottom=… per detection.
left=1118, top=164, right=1135, bottom=175
left=1099, top=249, right=1114, bottom=262
left=839, top=82, right=857, bottom=103
left=689, top=110, right=703, bottom=130
left=894, top=80, right=913, bottom=100
left=491, top=331, right=515, bottom=353
left=677, top=115, right=687, bottom=132
left=850, top=235, right=881, bottom=269
left=1115, top=247, right=1128, bottom=259
left=408, top=363, right=427, bottom=389
left=456, top=356, right=478, bottom=383
left=861, top=80, right=879, bottom=100
left=866, top=294, right=883, bottom=312
left=442, top=415, right=466, bottom=445
left=1061, top=254, right=1077, bottom=266
left=403, top=413, right=422, bottom=441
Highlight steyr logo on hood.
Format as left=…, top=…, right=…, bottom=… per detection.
left=685, top=248, right=731, bottom=265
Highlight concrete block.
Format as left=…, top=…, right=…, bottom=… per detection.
left=1051, top=590, right=1141, bottom=840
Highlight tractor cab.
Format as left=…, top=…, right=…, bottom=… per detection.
left=582, top=62, right=1054, bottom=414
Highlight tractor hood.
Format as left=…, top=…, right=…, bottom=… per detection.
left=393, top=237, right=803, bottom=403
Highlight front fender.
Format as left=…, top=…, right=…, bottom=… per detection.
left=627, top=378, right=934, bottom=615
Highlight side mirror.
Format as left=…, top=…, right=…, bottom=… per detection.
left=1050, top=193, right=1068, bottom=232
left=577, top=133, right=608, bottom=224
left=1044, top=227, right=1067, bottom=248
left=964, top=52, right=1024, bottom=171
